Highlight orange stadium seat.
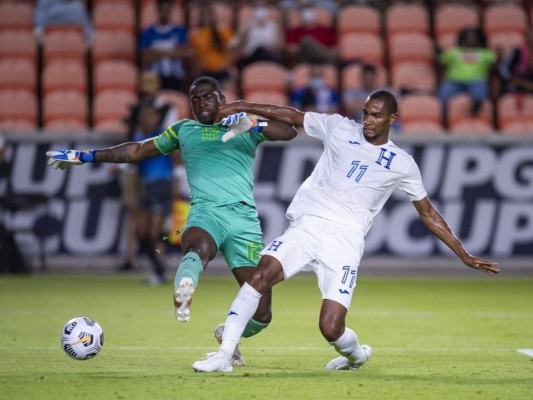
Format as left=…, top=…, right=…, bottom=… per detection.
left=92, top=0, right=134, bottom=5
left=497, top=93, right=533, bottom=129
left=0, top=118, right=37, bottom=132
left=0, top=59, right=36, bottom=91
left=484, top=4, right=528, bottom=35
left=385, top=3, right=429, bottom=36
left=0, top=90, right=37, bottom=124
left=93, top=90, right=137, bottom=126
left=93, top=60, right=137, bottom=94
left=339, top=33, right=384, bottom=66
left=434, top=3, right=479, bottom=50
left=447, top=94, right=493, bottom=127
left=43, top=27, right=86, bottom=64
left=399, top=94, right=441, bottom=125
left=43, top=90, right=88, bottom=125
left=337, top=5, right=381, bottom=36
left=291, top=63, right=338, bottom=90
left=0, top=30, right=36, bottom=62
left=341, top=63, right=388, bottom=90
left=500, top=121, right=533, bottom=135
left=44, top=119, right=88, bottom=133
left=488, top=32, right=525, bottom=55
left=286, top=6, right=334, bottom=29
left=0, top=1, right=32, bottom=30
left=449, top=119, right=495, bottom=135
left=92, top=30, right=135, bottom=63
left=158, top=90, right=191, bottom=119
left=401, top=121, right=445, bottom=135
left=93, top=119, right=128, bottom=135
left=391, top=62, right=436, bottom=93
left=140, top=1, right=184, bottom=29
left=388, top=33, right=434, bottom=67
left=93, top=1, right=135, bottom=33
left=42, top=60, right=87, bottom=95
left=245, top=91, right=289, bottom=106
left=241, top=61, right=289, bottom=96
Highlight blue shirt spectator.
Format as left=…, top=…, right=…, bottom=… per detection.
left=33, top=0, right=93, bottom=43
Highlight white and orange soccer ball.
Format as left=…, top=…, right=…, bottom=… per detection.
left=61, top=317, right=104, bottom=360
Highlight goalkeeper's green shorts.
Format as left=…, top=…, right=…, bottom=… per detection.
left=184, top=202, right=264, bottom=270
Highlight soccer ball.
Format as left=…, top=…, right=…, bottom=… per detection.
left=61, top=317, right=104, bottom=360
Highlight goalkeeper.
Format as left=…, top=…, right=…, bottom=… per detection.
left=46, top=76, right=298, bottom=366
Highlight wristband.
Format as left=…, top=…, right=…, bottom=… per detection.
left=250, top=118, right=268, bottom=133
left=79, top=149, right=97, bottom=163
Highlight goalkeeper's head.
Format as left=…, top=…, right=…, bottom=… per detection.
left=189, top=76, right=226, bottom=125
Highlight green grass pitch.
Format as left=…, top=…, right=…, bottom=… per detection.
left=1, top=273, right=532, bottom=400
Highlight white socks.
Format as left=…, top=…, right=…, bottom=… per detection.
left=329, top=327, right=365, bottom=362
left=219, top=283, right=262, bottom=356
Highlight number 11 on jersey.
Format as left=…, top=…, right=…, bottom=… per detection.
left=347, top=160, right=368, bottom=182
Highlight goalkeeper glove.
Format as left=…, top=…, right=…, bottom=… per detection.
left=46, top=149, right=96, bottom=170
left=220, top=112, right=267, bottom=143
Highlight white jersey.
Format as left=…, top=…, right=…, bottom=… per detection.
left=286, top=112, right=427, bottom=235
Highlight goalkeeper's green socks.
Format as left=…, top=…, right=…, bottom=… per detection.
left=174, top=252, right=203, bottom=288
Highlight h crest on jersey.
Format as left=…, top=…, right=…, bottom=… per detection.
left=375, top=148, right=397, bottom=170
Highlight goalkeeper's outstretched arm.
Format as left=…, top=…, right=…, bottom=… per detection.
left=94, top=138, right=162, bottom=163
left=218, top=101, right=305, bottom=128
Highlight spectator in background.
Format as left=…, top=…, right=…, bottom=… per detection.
left=33, top=0, right=93, bottom=44
left=139, top=0, right=189, bottom=91
left=437, top=27, right=496, bottom=125
left=291, top=64, right=339, bottom=113
left=189, top=3, right=236, bottom=89
left=498, top=28, right=533, bottom=95
left=230, top=0, right=285, bottom=69
left=285, top=0, right=337, bottom=66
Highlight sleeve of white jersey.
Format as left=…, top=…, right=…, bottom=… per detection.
left=398, top=159, right=428, bottom=201
left=303, top=112, right=345, bottom=142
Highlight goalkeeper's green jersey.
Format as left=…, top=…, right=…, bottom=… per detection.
left=153, top=119, right=267, bottom=207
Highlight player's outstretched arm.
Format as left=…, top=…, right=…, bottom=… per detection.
left=412, top=197, right=500, bottom=275
left=46, top=139, right=163, bottom=170
left=218, top=100, right=305, bottom=128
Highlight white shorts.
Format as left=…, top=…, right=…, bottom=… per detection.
left=260, top=215, right=365, bottom=310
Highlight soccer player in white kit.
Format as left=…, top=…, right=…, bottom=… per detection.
left=192, top=90, right=500, bottom=373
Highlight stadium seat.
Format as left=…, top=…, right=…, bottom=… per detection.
left=447, top=94, right=493, bottom=127
left=0, top=90, right=37, bottom=124
left=92, top=30, right=135, bottom=63
left=140, top=1, right=184, bottom=29
left=291, top=63, right=338, bottom=90
left=401, top=121, right=445, bottom=135
left=286, top=6, right=334, bottom=29
left=497, top=93, right=533, bottom=130
left=484, top=4, right=528, bottom=35
left=488, top=32, right=525, bottom=55
left=434, top=3, right=479, bottom=50
left=0, top=59, right=36, bottom=91
left=42, top=60, right=87, bottom=95
left=337, top=5, right=381, bottom=36
left=339, top=33, right=384, bottom=66
left=449, top=119, right=495, bottom=135
left=341, top=63, right=388, bottom=90
left=241, top=62, right=289, bottom=96
left=93, top=119, right=128, bottom=135
left=0, top=118, right=37, bottom=132
left=43, top=27, right=86, bottom=64
left=93, top=60, right=137, bottom=95
left=158, top=90, right=191, bottom=119
left=0, top=1, right=32, bottom=30
left=385, top=3, right=429, bottom=36
left=93, top=0, right=135, bottom=33
left=399, top=94, right=441, bottom=125
left=43, top=90, right=88, bottom=125
left=93, top=90, right=137, bottom=127
left=388, top=33, right=434, bottom=67
left=391, top=62, right=436, bottom=93
left=44, top=119, right=88, bottom=133
left=0, top=30, right=36, bottom=62
left=244, top=91, right=289, bottom=106
left=500, top=121, right=533, bottom=135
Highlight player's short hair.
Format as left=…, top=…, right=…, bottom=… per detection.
left=189, top=76, right=222, bottom=95
left=367, top=90, right=398, bottom=115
